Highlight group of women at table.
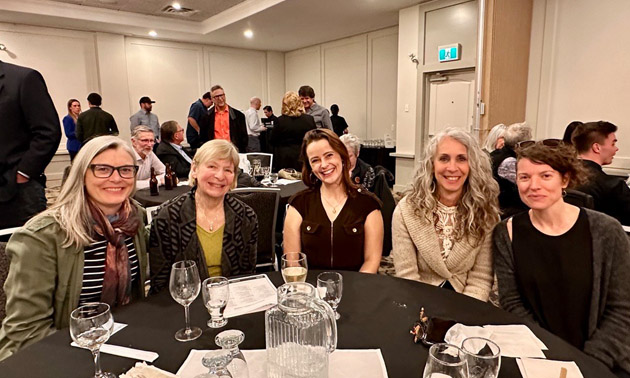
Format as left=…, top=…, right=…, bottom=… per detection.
left=0, top=122, right=629, bottom=376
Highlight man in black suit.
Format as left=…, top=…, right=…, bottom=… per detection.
left=198, top=85, right=248, bottom=152
left=573, top=121, right=630, bottom=225
left=76, top=92, right=118, bottom=144
left=155, top=120, right=192, bottom=179
left=0, top=61, right=61, bottom=228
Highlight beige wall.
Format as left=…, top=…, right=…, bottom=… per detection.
left=526, top=0, right=630, bottom=173
left=284, top=27, right=399, bottom=141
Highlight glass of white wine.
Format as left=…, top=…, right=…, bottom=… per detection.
left=202, top=276, right=230, bottom=328
left=69, top=302, right=115, bottom=378
left=170, top=260, right=203, bottom=341
left=281, top=252, right=308, bottom=283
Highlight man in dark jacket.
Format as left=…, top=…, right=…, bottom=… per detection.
left=155, top=120, right=191, bottom=179
left=76, top=92, right=118, bottom=144
left=0, top=61, right=61, bottom=228
left=198, top=85, right=248, bottom=152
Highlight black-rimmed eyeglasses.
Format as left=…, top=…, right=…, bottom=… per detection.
left=89, top=164, right=138, bottom=179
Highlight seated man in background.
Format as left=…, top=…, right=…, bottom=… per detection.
left=573, top=121, right=630, bottom=225
left=131, top=126, right=165, bottom=189
left=156, top=120, right=192, bottom=179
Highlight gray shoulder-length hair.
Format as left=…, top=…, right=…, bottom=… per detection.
left=483, top=123, right=506, bottom=153
left=406, top=128, right=500, bottom=240
left=39, top=136, right=137, bottom=248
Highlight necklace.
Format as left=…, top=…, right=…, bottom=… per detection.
left=197, top=205, right=222, bottom=232
left=321, top=193, right=347, bottom=214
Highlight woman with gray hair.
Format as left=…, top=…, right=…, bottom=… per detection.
left=340, top=133, right=376, bottom=190
left=483, top=123, right=507, bottom=153
left=0, top=136, right=148, bottom=360
left=392, top=128, right=500, bottom=301
left=149, top=139, right=258, bottom=293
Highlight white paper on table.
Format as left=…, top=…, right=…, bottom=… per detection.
left=444, top=323, right=547, bottom=358
left=177, top=349, right=388, bottom=378
left=70, top=322, right=159, bottom=362
left=223, top=274, right=278, bottom=318
left=276, top=178, right=300, bottom=185
left=121, top=362, right=177, bottom=378
left=517, top=358, right=584, bottom=378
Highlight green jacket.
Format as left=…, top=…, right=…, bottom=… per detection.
left=0, top=209, right=147, bottom=361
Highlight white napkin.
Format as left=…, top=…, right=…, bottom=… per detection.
left=517, top=358, right=584, bottom=378
left=445, top=324, right=547, bottom=358
left=70, top=322, right=159, bottom=362
left=120, top=362, right=177, bottom=378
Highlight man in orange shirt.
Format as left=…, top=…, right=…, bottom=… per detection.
left=198, top=85, right=248, bottom=152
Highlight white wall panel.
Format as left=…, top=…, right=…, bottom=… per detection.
left=285, top=46, right=321, bottom=98
left=368, top=29, right=398, bottom=141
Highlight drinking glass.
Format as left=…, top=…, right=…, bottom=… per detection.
left=281, top=252, right=308, bottom=283
left=216, top=329, right=249, bottom=378
left=422, top=343, right=468, bottom=378
left=461, top=337, right=500, bottom=378
left=170, top=260, right=202, bottom=341
left=269, top=173, right=279, bottom=187
left=194, top=350, right=234, bottom=378
left=202, top=276, right=230, bottom=328
left=317, top=272, right=343, bottom=320
left=69, top=303, right=116, bottom=378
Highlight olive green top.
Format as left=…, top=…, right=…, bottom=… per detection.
left=196, top=224, right=224, bottom=277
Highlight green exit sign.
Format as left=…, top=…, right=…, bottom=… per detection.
left=438, top=44, right=461, bottom=62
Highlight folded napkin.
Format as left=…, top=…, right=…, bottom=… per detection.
left=517, top=358, right=583, bottom=378
left=445, top=324, right=547, bottom=358
left=120, top=362, right=177, bottom=378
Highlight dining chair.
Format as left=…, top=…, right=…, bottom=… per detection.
left=230, top=187, right=280, bottom=271
left=564, top=189, right=594, bottom=209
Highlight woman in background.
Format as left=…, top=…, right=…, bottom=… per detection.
left=63, top=98, right=82, bottom=160
left=340, top=133, right=376, bottom=191
left=483, top=123, right=506, bottom=153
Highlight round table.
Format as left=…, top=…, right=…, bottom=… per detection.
left=133, top=185, right=191, bottom=207
left=0, top=271, right=615, bottom=377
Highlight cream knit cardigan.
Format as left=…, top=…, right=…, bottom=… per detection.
left=391, top=196, right=493, bottom=301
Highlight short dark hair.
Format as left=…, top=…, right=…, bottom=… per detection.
left=210, top=85, right=223, bottom=93
left=263, top=105, right=273, bottom=113
left=160, top=120, right=179, bottom=142
left=330, top=104, right=339, bottom=115
left=562, top=121, right=583, bottom=144
left=571, top=121, right=618, bottom=154
left=517, top=142, right=587, bottom=188
left=298, top=85, right=315, bottom=98
left=87, top=92, right=102, bottom=106
left=202, top=92, right=211, bottom=100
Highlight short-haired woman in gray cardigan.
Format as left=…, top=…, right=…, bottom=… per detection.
left=392, top=128, right=500, bottom=302
left=493, top=140, right=630, bottom=376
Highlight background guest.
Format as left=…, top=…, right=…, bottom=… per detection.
left=271, top=91, right=317, bottom=172
left=284, top=128, right=383, bottom=273
left=340, top=133, right=375, bottom=190
left=149, top=139, right=258, bottom=292
left=131, top=126, right=165, bottom=189
left=330, top=104, right=349, bottom=137
left=198, top=85, right=248, bottom=153
left=483, top=123, right=506, bottom=153
left=155, top=120, right=191, bottom=179
left=186, top=92, right=212, bottom=150
left=260, top=105, right=277, bottom=153
left=76, top=92, right=118, bottom=144
left=493, top=141, right=630, bottom=375
left=392, top=128, right=499, bottom=301
left=562, top=120, right=583, bottom=144
left=298, top=85, right=332, bottom=130
left=130, top=96, right=160, bottom=145
left=63, top=98, right=82, bottom=161
left=244, top=96, right=266, bottom=152
left=0, top=136, right=147, bottom=360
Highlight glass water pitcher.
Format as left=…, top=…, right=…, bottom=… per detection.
left=265, top=282, right=337, bottom=378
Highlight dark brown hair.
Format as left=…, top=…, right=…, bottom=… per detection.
left=300, top=128, right=358, bottom=193
left=571, top=121, right=618, bottom=154
left=298, top=85, right=315, bottom=98
left=160, top=120, right=179, bottom=142
left=516, top=142, right=588, bottom=188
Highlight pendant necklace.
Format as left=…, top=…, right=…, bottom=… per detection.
left=322, top=193, right=346, bottom=214
left=197, top=205, right=221, bottom=232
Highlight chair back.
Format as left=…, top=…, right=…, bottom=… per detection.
left=564, top=189, right=594, bottom=209
left=0, top=242, right=8, bottom=323
left=372, top=169, right=395, bottom=256
left=230, top=187, right=280, bottom=270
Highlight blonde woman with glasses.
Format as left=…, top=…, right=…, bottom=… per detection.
left=0, top=136, right=148, bottom=361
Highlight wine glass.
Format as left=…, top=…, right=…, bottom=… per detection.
left=269, top=173, right=279, bottom=187
left=194, top=350, right=234, bottom=378
left=170, top=260, right=202, bottom=341
left=461, top=337, right=500, bottom=378
left=422, top=343, right=468, bottom=378
left=202, top=276, right=230, bottom=328
left=216, top=330, right=249, bottom=378
left=69, top=303, right=116, bottom=378
left=281, top=252, right=308, bottom=283
left=317, top=272, right=343, bottom=320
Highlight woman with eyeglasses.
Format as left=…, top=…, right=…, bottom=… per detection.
left=493, top=141, right=630, bottom=376
left=391, top=128, right=500, bottom=301
left=0, top=136, right=148, bottom=361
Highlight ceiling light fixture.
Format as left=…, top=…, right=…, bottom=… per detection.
left=243, top=29, right=254, bottom=39
left=148, top=30, right=158, bottom=37
left=172, top=2, right=182, bottom=10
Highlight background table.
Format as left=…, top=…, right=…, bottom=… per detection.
left=0, top=271, right=615, bottom=378
left=134, top=185, right=191, bottom=207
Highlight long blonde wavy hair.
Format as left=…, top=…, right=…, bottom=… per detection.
left=406, top=128, right=500, bottom=241
left=38, top=136, right=137, bottom=248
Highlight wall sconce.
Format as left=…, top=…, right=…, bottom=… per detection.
left=409, top=53, right=419, bottom=66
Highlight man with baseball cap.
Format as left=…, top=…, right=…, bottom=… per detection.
left=130, top=96, right=160, bottom=143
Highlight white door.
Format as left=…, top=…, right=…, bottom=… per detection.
left=426, top=70, right=476, bottom=138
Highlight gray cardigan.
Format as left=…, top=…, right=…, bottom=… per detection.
left=492, top=209, right=630, bottom=373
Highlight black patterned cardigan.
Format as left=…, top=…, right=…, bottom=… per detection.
left=149, top=188, right=258, bottom=293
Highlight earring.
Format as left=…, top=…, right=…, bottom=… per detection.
left=562, top=189, right=567, bottom=197
left=310, top=172, right=319, bottom=183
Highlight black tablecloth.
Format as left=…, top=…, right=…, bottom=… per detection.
left=0, top=271, right=614, bottom=378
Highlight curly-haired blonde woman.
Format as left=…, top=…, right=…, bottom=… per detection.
left=392, top=128, right=500, bottom=301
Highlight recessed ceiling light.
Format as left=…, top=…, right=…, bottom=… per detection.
left=148, top=30, right=158, bottom=37
left=172, top=2, right=182, bottom=10
left=243, top=29, right=253, bottom=39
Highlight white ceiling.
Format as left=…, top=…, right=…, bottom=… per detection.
left=0, top=0, right=431, bottom=51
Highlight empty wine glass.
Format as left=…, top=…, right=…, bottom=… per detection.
left=461, top=337, right=500, bottom=378
left=269, top=173, right=279, bottom=187
left=202, top=276, right=230, bottom=328
left=422, top=343, right=468, bottom=378
left=216, top=330, right=249, bottom=378
left=194, top=350, right=234, bottom=378
left=170, top=260, right=202, bottom=341
left=281, top=252, right=308, bottom=283
left=69, top=303, right=116, bottom=378
left=316, top=272, right=343, bottom=320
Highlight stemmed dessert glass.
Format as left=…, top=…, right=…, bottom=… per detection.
left=170, top=260, right=202, bottom=341
left=317, top=272, right=343, bottom=320
left=69, top=302, right=116, bottom=378
left=202, top=276, right=230, bottom=328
